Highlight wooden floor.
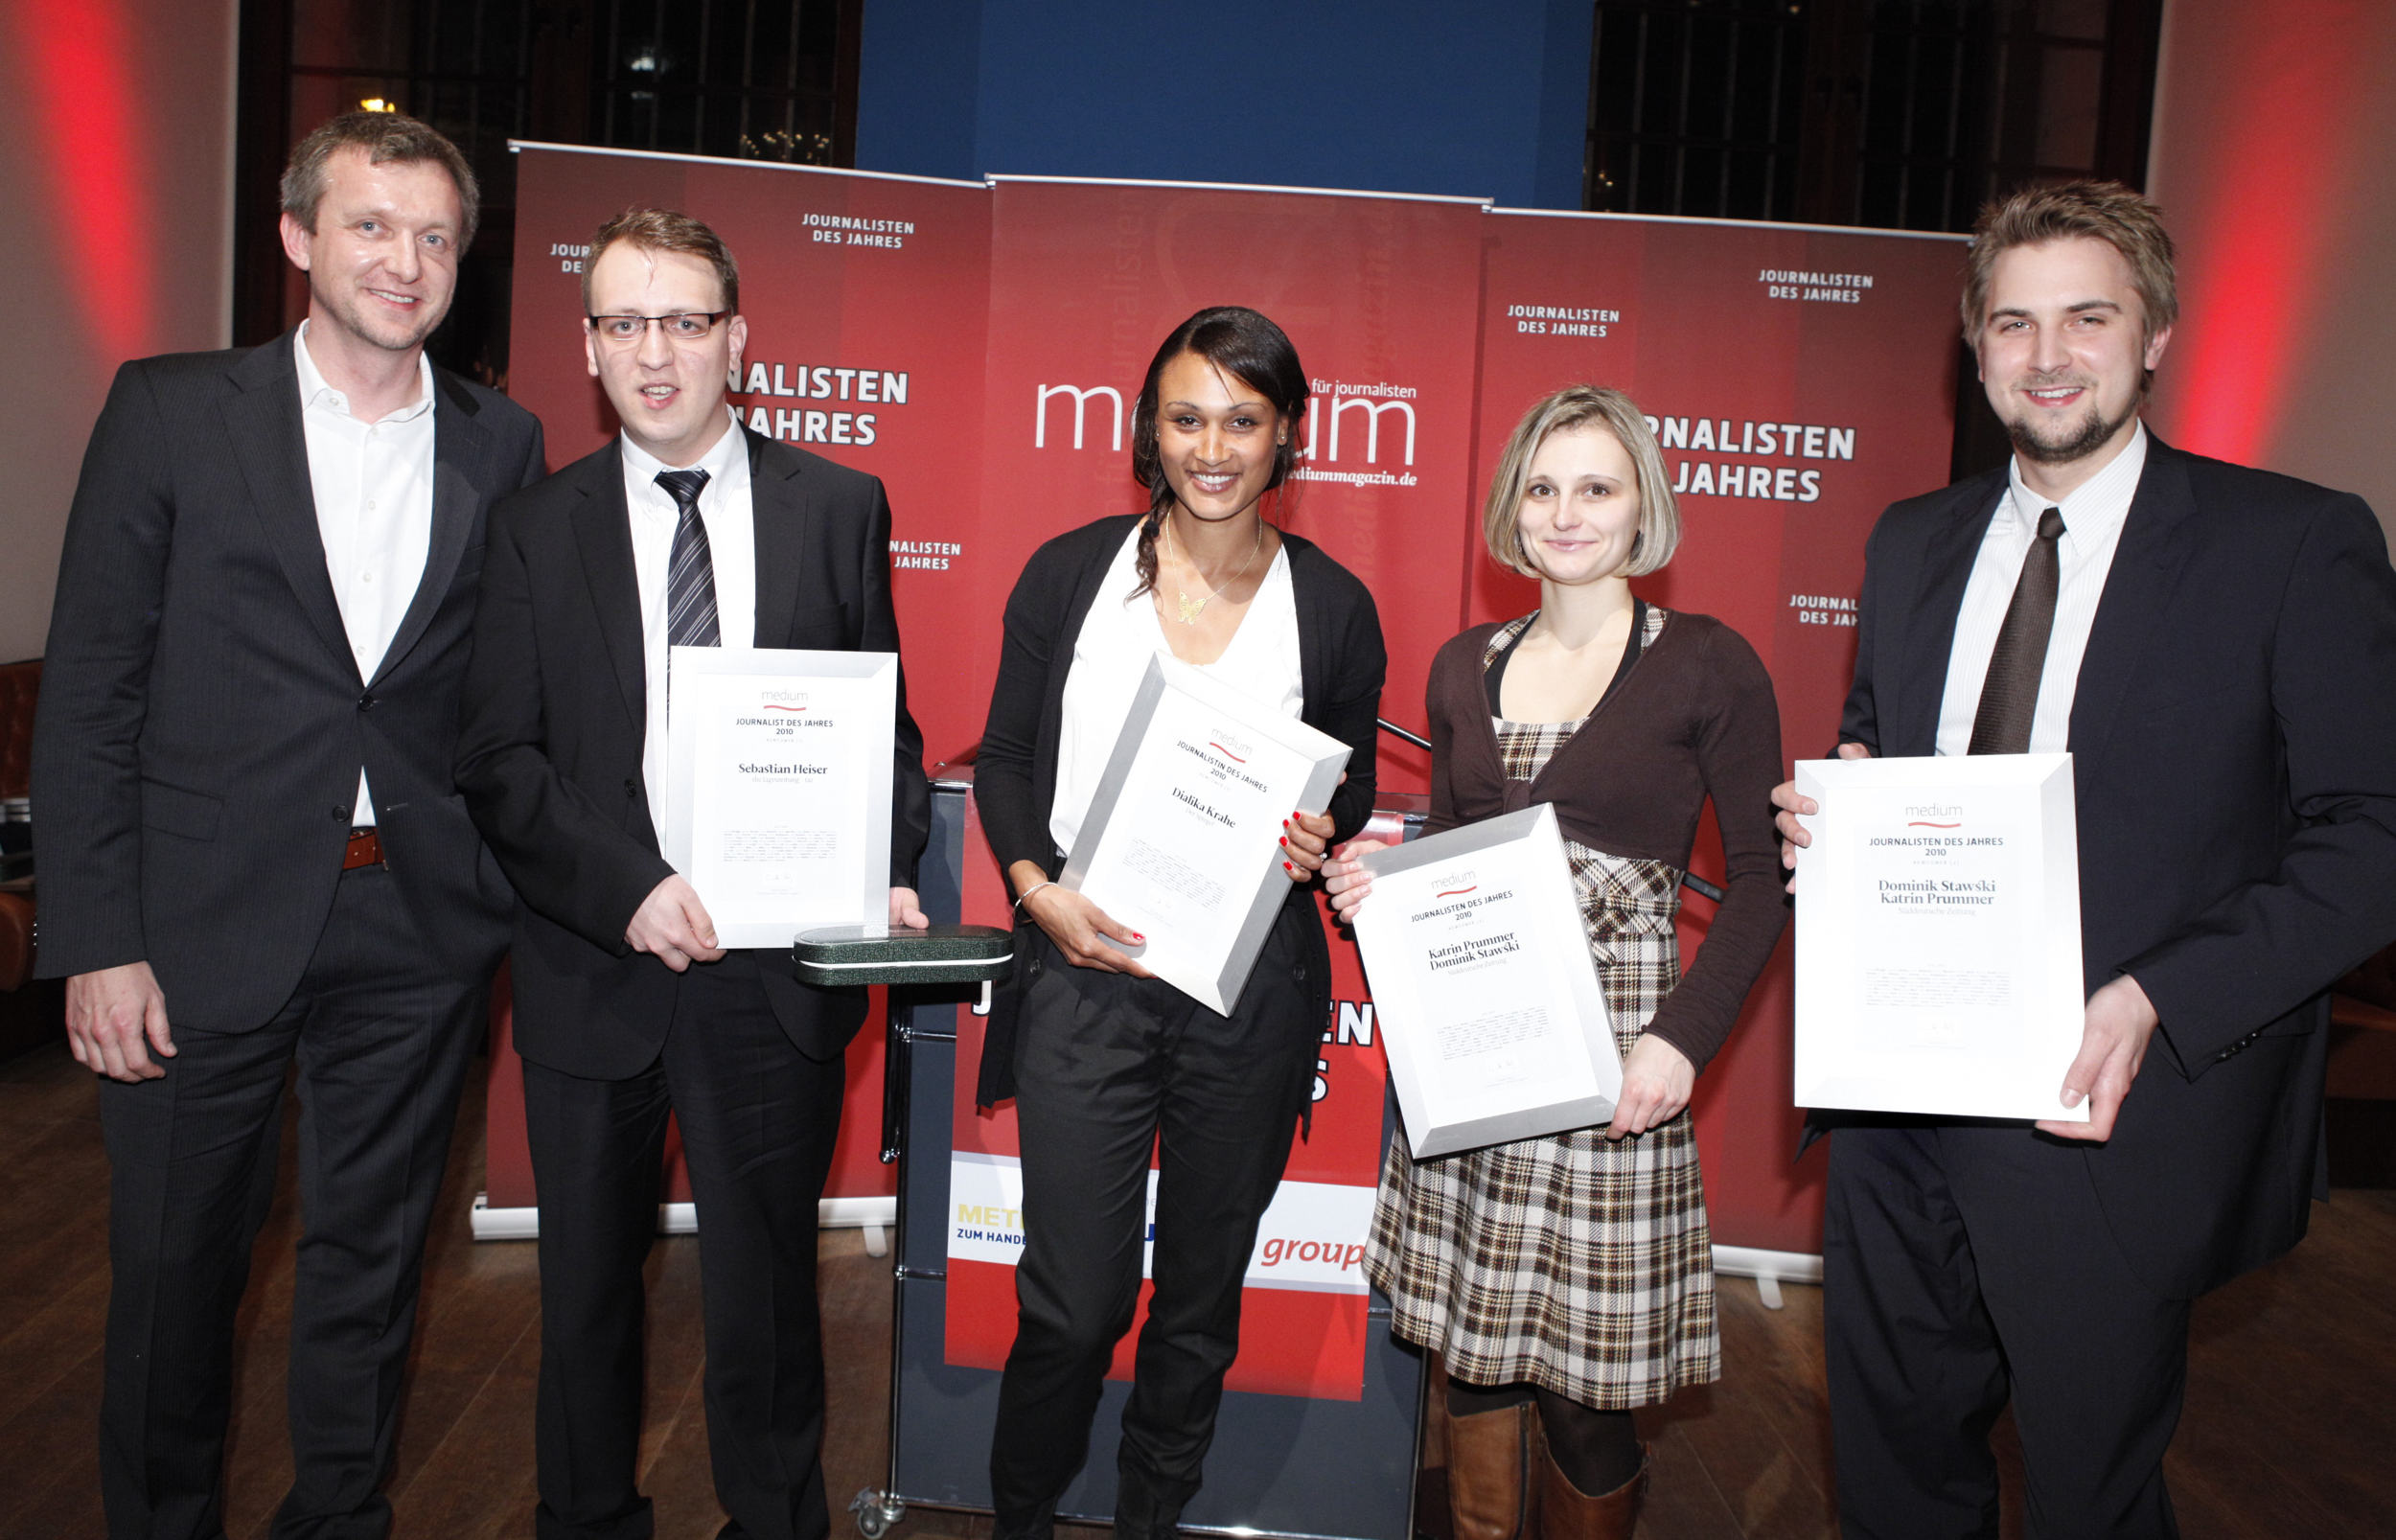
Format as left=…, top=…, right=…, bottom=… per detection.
left=3, top=1040, right=2392, bottom=1539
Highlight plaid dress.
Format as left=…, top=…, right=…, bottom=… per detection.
left=1366, top=613, right=1717, bottom=1410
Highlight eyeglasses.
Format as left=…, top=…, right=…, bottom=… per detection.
left=587, top=311, right=729, bottom=344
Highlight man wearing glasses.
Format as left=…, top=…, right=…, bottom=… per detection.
left=33, top=112, right=544, bottom=1537
left=456, top=208, right=930, bottom=1540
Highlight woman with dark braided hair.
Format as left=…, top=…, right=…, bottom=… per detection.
left=974, top=306, right=1386, bottom=1539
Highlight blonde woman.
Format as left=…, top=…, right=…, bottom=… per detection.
left=1325, top=385, right=1785, bottom=1539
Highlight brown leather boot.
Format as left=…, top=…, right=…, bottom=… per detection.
left=1444, top=1399, right=1540, bottom=1540
left=1536, top=1439, right=1648, bottom=1540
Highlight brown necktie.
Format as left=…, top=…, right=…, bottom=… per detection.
left=1968, top=506, right=2066, bottom=755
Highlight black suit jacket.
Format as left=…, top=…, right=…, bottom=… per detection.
left=1837, top=434, right=2396, bottom=1296
left=32, top=332, right=544, bottom=1028
left=455, top=428, right=931, bottom=1078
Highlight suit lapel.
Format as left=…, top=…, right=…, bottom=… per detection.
left=222, top=333, right=357, bottom=679
left=1888, top=472, right=2006, bottom=755
left=748, top=428, right=807, bottom=648
left=569, top=444, right=650, bottom=730
left=372, top=369, right=490, bottom=685
left=2067, top=439, right=2200, bottom=765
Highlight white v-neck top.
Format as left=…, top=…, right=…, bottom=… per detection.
left=1048, top=522, right=1302, bottom=857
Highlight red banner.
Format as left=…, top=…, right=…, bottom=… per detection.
left=931, top=181, right=1488, bottom=1397
left=494, top=149, right=1969, bottom=1284
left=499, top=149, right=994, bottom=1207
left=975, top=177, right=1491, bottom=797
left=508, top=146, right=995, bottom=759
left=1473, top=212, right=1966, bottom=1253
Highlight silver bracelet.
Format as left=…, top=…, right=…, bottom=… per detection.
left=1013, top=880, right=1057, bottom=910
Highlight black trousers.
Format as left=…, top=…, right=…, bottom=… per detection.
left=98, top=862, right=486, bottom=1540
left=987, top=907, right=1320, bottom=1534
left=520, top=951, right=846, bottom=1540
left=1823, top=1122, right=2191, bottom=1540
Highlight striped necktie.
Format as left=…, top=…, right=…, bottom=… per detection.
left=657, top=468, right=721, bottom=648
left=1968, top=505, right=2065, bottom=755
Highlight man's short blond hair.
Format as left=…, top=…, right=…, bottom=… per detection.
left=281, top=111, right=479, bottom=249
left=582, top=207, right=741, bottom=316
left=1961, top=180, right=2177, bottom=346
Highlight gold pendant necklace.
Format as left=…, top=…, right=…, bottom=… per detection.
left=1166, top=513, right=1264, bottom=625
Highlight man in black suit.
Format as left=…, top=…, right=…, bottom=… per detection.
left=455, top=208, right=930, bottom=1540
left=33, top=113, right=544, bottom=1538
left=1775, top=181, right=2396, bottom=1537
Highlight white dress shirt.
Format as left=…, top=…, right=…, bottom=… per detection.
left=294, top=320, right=438, bottom=825
left=1049, top=523, right=1302, bottom=857
left=621, top=415, right=756, bottom=820
left=1934, top=424, right=2150, bottom=756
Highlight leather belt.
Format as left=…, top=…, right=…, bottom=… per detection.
left=342, top=827, right=385, bottom=871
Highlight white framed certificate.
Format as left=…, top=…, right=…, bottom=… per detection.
left=664, top=646, right=896, bottom=950
left=1353, top=803, right=1622, bottom=1158
left=1793, top=752, right=2088, bottom=1122
left=1061, top=655, right=1350, bottom=1014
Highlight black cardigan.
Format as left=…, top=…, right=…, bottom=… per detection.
left=974, top=514, right=1387, bottom=1104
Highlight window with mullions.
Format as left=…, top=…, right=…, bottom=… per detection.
left=1586, top=0, right=1812, bottom=222
left=592, top=0, right=846, bottom=166
left=1583, top=0, right=2160, bottom=478
left=233, top=0, right=861, bottom=379
left=1584, top=0, right=2160, bottom=234
left=287, top=0, right=535, bottom=189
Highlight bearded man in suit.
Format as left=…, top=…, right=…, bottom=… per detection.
left=34, top=111, right=544, bottom=1538
left=455, top=207, right=930, bottom=1540
left=1776, top=180, right=2396, bottom=1539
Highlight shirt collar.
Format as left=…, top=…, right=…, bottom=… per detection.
left=292, top=319, right=437, bottom=425
left=2005, top=420, right=2147, bottom=544
left=618, top=411, right=750, bottom=513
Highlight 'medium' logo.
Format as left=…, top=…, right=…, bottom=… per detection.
left=1033, top=383, right=1125, bottom=450
left=1034, top=380, right=1418, bottom=468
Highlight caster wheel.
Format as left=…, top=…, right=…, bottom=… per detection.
left=848, top=1487, right=905, bottom=1538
